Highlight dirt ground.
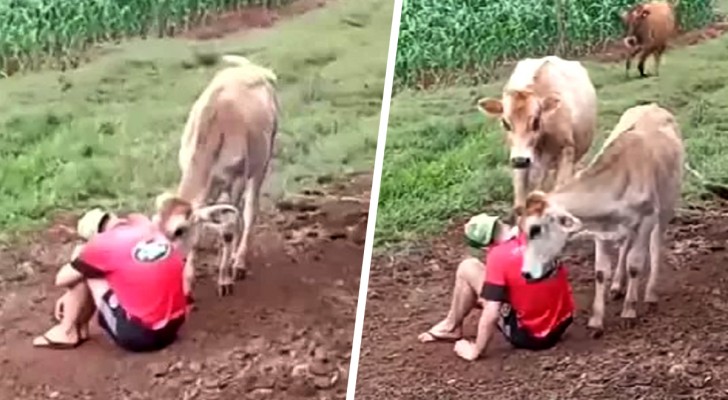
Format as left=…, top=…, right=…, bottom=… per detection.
left=181, top=0, right=328, bottom=41
left=355, top=201, right=728, bottom=399
left=0, top=173, right=370, bottom=400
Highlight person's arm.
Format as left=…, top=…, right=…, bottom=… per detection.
left=55, top=263, right=85, bottom=287
left=473, top=300, right=501, bottom=355
left=454, top=247, right=508, bottom=361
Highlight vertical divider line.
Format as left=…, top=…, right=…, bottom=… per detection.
left=345, top=0, right=404, bottom=398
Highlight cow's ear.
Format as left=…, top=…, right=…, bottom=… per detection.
left=477, top=98, right=503, bottom=117
left=541, top=96, right=560, bottom=113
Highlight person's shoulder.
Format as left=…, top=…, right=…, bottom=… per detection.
left=486, top=233, right=522, bottom=263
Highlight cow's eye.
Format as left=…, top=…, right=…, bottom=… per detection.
left=173, top=227, right=188, bottom=238
left=501, top=119, right=512, bottom=131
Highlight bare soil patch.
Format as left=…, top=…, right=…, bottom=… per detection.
left=0, top=173, right=370, bottom=400
left=182, top=0, right=329, bottom=41
left=590, top=21, right=728, bottom=63
left=356, top=202, right=728, bottom=399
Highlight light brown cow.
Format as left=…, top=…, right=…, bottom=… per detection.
left=519, top=103, right=684, bottom=335
left=621, top=1, right=677, bottom=78
left=154, top=55, right=280, bottom=297
left=477, top=56, right=597, bottom=213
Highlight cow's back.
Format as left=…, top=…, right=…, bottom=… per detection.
left=644, top=1, right=676, bottom=45
left=179, top=66, right=278, bottom=176
left=597, top=104, right=683, bottom=212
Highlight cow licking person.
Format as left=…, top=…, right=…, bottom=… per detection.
left=155, top=55, right=280, bottom=299
left=418, top=213, right=575, bottom=361
left=520, top=103, right=684, bottom=336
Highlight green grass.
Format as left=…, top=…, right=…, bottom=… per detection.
left=395, top=0, right=715, bottom=88
left=0, top=0, right=295, bottom=75
left=0, top=0, right=392, bottom=235
left=376, top=34, right=728, bottom=248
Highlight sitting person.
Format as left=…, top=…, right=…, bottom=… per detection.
left=32, top=208, right=188, bottom=352
left=418, top=213, right=574, bottom=361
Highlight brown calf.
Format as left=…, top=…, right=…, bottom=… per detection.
left=621, top=1, right=677, bottom=78
left=519, top=103, right=684, bottom=335
left=155, top=55, right=280, bottom=297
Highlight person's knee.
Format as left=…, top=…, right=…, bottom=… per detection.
left=456, top=258, right=484, bottom=282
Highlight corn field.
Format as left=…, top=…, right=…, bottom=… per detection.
left=0, top=0, right=294, bottom=77
left=395, top=0, right=716, bottom=88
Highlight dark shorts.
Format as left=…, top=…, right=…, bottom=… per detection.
left=497, top=305, right=572, bottom=351
left=97, top=290, right=184, bottom=352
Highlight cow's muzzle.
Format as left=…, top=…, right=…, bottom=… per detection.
left=510, top=157, right=531, bottom=169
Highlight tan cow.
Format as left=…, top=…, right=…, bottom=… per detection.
left=519, top=103, right=684, bottom=335
left=154, top=54, right=280, bottom=297
left=621, top=1, right=677, bottom=78
left=477, top=56, right=597, bottom=213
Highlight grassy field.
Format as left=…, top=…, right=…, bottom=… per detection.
left=376, top=17, right=728, bottom=248
left=395, top=0, right=714, bottom=87
left=0, top=0, right=295, bottom=75
left=0, top=0, right=393, bottom=237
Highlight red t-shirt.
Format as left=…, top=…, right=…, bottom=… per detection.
left=71, top=213, right=188, bottom=329
left=481, top=233, right=574, bottom=338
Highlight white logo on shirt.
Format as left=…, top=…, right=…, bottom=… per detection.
left=132, top=238, right=171, bottom=263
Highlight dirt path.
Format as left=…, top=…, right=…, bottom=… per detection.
left=355, top=203, right=728, bottom=399
left=0, top=173, right=370, bottom=400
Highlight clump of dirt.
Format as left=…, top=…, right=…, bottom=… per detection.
left=0, top=173, right=371, bottom=400
left=355, top=203, right=728, bottom=399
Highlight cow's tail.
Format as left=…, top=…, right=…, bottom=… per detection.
left=685, top=161, right=728, bottom=200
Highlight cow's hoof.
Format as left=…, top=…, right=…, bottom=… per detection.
left=217, top=283, right=234, bottom=297
left=609, top=287, right=625, bottom=301
left=645, top=301, right=659, bottom=314
left=587, top=326, right=604, bottom=339
left=233, top=267, right=247, bottom=281
left=619, top=316, right=637, bottom=329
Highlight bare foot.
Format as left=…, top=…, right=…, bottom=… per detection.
left=417, top=321, right=462, bottom=343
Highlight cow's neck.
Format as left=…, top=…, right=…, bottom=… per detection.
left=547, top=166, right=626, bottom=232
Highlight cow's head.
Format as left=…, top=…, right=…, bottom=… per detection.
left=153, top=192, right=239, bottom=255
left=518, top=191, right=582, bottom=281
left=621, top=4, right=650, bottom=44
left=477, top=89, right=560, bottom=170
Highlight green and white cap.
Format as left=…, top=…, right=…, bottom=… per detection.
left=77, top=208, right=113, bottom=240
left=464, top=213, right=500, bottom=250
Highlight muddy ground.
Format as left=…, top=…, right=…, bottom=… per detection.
left=355, top=201, right=728, bottom=399
left=0, top=173, right=370, bottom=400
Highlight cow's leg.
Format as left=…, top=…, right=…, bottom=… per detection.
left=625, top=46, right=641, bottom=78
left=588, top=238, right=612, bottom=337
left=183, top=251, right=196, bottom=299
left=609, top=240, right=628, bottom=299
left=216, top=226, right=234, bottom=297
left=232, top=175, right=263, bottom=281
left=512, top=168, right=529, bottom=213
left=637, top=49, right=652, bottom=78
left=621, top=217, right=655, bottom=323
left=554, top=145, right=576, bottom=188
left=653, top=45, right=666, bottom=77
left=644, top=220, right=665, bottom=312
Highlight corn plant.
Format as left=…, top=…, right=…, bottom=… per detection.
left=395, top=0, right=716, bottom=88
